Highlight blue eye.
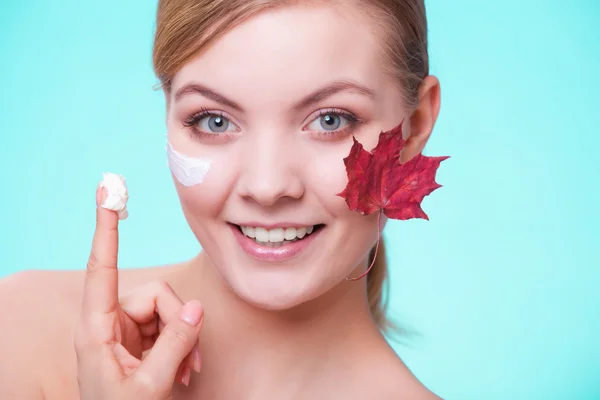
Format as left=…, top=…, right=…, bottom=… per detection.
left=319, top=114, right=342, bottom=130
left=306, top=110, right=359, bottom=134
left=182, top=109, right=240, bottom=138
left=197, top=114, right=236, bottom=133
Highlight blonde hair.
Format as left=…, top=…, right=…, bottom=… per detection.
left=152, top=0, right=429, bottom=332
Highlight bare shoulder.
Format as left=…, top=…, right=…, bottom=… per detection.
left=0, top=265, right=177, bottom=399
left=0, top=270, right=55, bottom=398
left=359, top=342, right=442, bottom=400
left=386, top=362, right=441, bottom=400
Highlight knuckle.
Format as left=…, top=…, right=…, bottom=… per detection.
left=119, top=280, right=177, bottom=312
left=151, top=280, right=175, bottom=295
left=131, top=370, right=158, bottom=395
left=106, top=224, right=118, bottom=236
left=86, top=253, right=114, bottom=273
left=73, top=313, right=115, bottom=352
left=162, top=325, right=191, bottom=348
left=86, top=252, right=100, bottom=271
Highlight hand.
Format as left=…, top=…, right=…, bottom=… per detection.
left=74, top=185, right=204, bottom=399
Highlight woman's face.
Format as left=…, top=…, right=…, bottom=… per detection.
left=165, top=3, right=410, bottom=310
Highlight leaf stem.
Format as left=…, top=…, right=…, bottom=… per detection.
left=346, top=209, right=383, bottom=281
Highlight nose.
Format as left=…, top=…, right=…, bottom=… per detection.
left=237, top=133, right=304, bottom=206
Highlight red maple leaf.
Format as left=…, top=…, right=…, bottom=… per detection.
left=337, top=120, right=449, bottom=280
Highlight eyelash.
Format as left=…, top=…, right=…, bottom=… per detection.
left=310, top=108, right=361, bottom=140
left=182, top=107, right=362, bottom=142
left=182, top=107, right=234, bottom=142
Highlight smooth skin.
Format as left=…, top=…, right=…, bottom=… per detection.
left=0, top=3, right=442, bottom=399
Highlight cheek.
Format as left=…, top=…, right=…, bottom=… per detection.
left=166, top=123, right=241, bottom=220
left=174, top=156, right=238, bottom=219
left=173, top=158, right=239, bottom=255
left=307, top=143, right=355, bottom=217
left=307, top=146, right=380, bottom=258
left=166, top=134, right=240, bottom=235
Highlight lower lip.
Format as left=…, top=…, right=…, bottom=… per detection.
left=230, top=224, right=322, bottom=262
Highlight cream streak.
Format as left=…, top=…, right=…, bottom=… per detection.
left=166, top=141, right=212, bottom=187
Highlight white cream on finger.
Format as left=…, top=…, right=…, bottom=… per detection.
left=99, top=172, right=129, bottom=220
left=166, top=140, right=212, bottom=187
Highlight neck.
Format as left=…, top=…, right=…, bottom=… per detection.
left=169, top=252, right=386, bottom=397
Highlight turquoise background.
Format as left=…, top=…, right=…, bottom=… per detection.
left=1, top=1, right=598, bottom=398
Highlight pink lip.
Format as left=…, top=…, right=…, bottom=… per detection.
left=230, top=224, right=323, bottom=262
left=232, top=221, right=317, bottom=229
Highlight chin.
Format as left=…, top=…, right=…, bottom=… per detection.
left=221, top=261, right=333, bottom=311
left=193, top=214, right=371, bottom=311
left=200, top=221, right=334, bottom=310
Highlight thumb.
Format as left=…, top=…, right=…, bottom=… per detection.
left=130, top=300, right=204, bottom=394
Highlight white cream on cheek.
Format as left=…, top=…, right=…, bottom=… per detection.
left=166, top=140, right=212, bottom=187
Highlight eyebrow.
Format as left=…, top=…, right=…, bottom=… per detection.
left=293, top=80, right=375, bottom=111
left=175, top=83, right=243, bottom=111
left=174, top=79, right=376, bottom=112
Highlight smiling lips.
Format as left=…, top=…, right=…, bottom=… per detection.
left=231, top=223, right=324, bottom=262
left=241, top=225, right=315, bottom=244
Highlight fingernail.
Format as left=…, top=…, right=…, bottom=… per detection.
left=193, top=347, right=201, bottom=373
left=179, top=300, right=203, bottom=326
left=181, top=367, right=191, bottom=386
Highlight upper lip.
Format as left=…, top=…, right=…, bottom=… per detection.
left=230, top=222, right=322, bottom=229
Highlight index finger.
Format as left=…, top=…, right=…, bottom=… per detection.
left=82, top=184, right=120, bottom=316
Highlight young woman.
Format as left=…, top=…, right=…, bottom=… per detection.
left=0, top=0, right=443, bottom=398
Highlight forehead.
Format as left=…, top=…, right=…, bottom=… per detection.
left=171, top=3, right=388, bottom=104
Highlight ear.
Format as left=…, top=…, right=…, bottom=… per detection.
left=399, top=75, right=441, bottom=163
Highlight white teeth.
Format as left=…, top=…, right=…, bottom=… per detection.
left=239, top=225, right=318, bottom=243
left=241, top=226, right=256, bottom=238
left=284, top=228, right=297, bottom=241
left=254, top=227, right=269, bottom=242
left=268, top=228, right=285, bottom=243
left=296, top=227, right=307, bottom=239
